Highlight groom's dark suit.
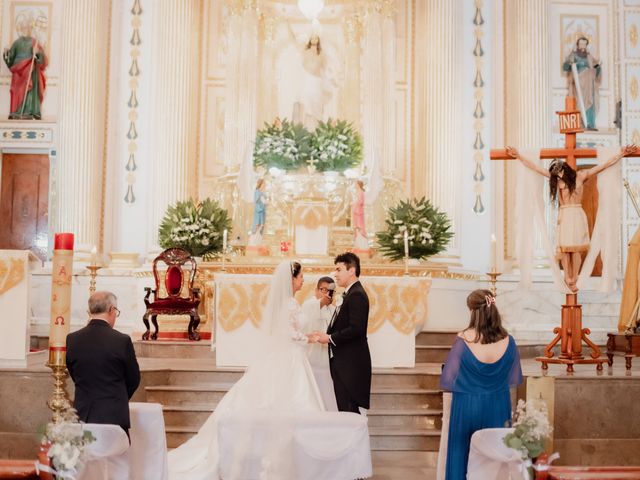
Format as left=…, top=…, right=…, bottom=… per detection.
left=327, top=280, right=372, bottom=412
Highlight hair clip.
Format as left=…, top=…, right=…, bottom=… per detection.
left=485, top=295, right=495, bottom=308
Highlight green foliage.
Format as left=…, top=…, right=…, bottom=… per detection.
left=158, top=198, right=231, bottom=257
left=503, top=399, right=553, bottom=464
left=253, top=118, right=311, bottom=171
left=376, top=197, right=453, bottom=261
left=309, top=119, right=363, bottom=172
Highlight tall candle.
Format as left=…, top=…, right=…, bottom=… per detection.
left=223, top=229, right=228, bottom=252
left=49, top=233, right=74, bottom=366
left=90, top=245, right=97, bottom=265
left=403, top=230, right=409, bottom=258
left=490, top=233, right=497, bottom=271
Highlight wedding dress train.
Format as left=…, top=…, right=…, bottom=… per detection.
left=168, top=263, right=325, bottom=480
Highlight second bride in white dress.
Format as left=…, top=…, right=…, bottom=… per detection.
left=168, top=260, right=325, bottom=479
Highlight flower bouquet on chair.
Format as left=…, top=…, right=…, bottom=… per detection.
left=36, top=408, right=95, bottom=479
left=503, top=399, right=556, bottom=480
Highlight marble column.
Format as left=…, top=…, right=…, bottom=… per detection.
left=147, top=0, right=201, bottom=249
left=414, top=0, right=462, bottom=250
left=505, top=0, right=550, bottom=148
left=504, top=0, right=550, bottom=258
left=56, top=0, right=111, bottom=253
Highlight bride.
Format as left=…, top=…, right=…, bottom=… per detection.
left=168, top=260, right=325, bottom=479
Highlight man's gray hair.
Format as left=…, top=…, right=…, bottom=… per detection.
left=88, top=291, right=118, bottom=314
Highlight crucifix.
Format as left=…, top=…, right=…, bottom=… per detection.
left=491, top=96, right=640, bottom=372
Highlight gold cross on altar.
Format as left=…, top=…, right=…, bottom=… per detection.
left=306, top=157, right=319, bottom=173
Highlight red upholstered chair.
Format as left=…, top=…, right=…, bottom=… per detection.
left=142, top=248, right=201, bottom=341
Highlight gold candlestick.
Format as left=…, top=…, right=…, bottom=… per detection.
left=46, top=362, right=73, bottom=423
left=486, top=269, right=502, bottom=296
left=86, top=265, right=103, bottom=294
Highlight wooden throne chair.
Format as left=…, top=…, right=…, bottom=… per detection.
left=142, top=248, right=201, bottom=341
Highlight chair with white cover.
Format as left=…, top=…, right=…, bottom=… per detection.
left=76, top=424, right=130, bottom=480
left=467, top=427, right=528, bottom=480
left=129, top=402, right=169, bottom=480
left=218, top=411, right=372, bottom=480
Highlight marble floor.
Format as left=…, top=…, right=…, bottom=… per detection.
left=371, top=452, right=437, bottom=479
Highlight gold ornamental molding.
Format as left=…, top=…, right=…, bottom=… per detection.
left=293, top=204, right=330, bottom=230
left=472, top=0, right=485, bottom=214
left=633, top=129, right=640, bottom=146
left=631, top=75, right=639, bottom=102
left=631, top=23, right=639, bottom=48
left=0, top=258, right=25, bottom=296
left=124, top=0, right=142, bottom=204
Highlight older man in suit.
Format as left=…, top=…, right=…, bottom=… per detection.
left=66, top=291, right=140, bottom=433
left=314, top=252, right=371, bottom=414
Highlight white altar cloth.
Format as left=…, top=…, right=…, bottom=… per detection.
left=212, top=273, right=431, bottom=368
left=218, top=411, right=372, bottom=480
left=467, top=428, right=527, bottom=480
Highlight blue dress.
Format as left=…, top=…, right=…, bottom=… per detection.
left=440, top=335, right=522, bottom=480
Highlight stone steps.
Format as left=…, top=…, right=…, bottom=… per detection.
left=415, top=345, right=450, bottom=363
left=164, top=425, right=441, bottom=451
left=162, top=405, right=443, bottom=430
left=416, top=331, right=458, bottom=346
left=134, top=340, right=215, bottom=359
left=146, top=383, right=443, bottom=411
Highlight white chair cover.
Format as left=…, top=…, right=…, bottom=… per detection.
left=218, top=411, right=372, bottom=480
left=77, top=423, right=129, bottom=480
left=435, top=392, right=452, bottom=480
left=129, top=402, right=169, bottom=480
left=467, top=428, right=528, bottom=480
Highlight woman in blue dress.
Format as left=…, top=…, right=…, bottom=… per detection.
left=252, top=179, right=266, bottom=234
left=440, top=289, right=522, bottom=480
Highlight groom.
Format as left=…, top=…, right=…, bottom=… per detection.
left=315, top=252, right=371, bottom=414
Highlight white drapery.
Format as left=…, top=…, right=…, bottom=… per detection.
left=514, top=147, right=621, bottom=293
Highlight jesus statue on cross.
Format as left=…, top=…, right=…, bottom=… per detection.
left=506, top=144, right=636, bottom=292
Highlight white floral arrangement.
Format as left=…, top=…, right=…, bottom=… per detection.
left=309, top=119, right=362, bottom=172
left=158, top=198, right=232, bottom=258
left=376, top=197, right=453, bottom=261
left=253, top=118, right=311, bottom=171
left=38, top=409, right=95, bottom=479
left=504, top=399, right=555, bottom=479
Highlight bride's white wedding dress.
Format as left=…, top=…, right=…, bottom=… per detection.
left=168, top=262, right=325, bottom=479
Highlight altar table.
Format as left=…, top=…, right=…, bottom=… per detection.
left=211, top=273, right=431, bottom=368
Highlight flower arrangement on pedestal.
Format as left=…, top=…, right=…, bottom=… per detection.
left=503, top=399, right=554, bottom=479
left=158, top=198, right=232, bottom=258
left=376, top=197, right=453, bottom=261
left=309, top=119, right=362, bottom=172
left=253, top=118, right=311, bottom=171
left=37, top=408, right=96, bottom=479
left=253, top=117, right=362, bottom=172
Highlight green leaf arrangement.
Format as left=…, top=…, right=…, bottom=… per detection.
left=158, top=198, right=232, bottom=258
left=376, top=197, right=453, bottom=261
left=253, top=118, right=311, bottom=171
left=310, top=119, right=363, bottom=172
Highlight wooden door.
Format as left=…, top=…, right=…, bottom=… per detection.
left=0, top=154, right=49, bottom=258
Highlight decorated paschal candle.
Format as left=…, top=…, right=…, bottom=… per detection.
left=48, top=233, right=74, bottom=366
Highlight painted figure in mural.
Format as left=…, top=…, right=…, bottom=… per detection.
left=562, top=36, right=601, bottom=130
left=507, top=145, right=635, bottom=292
left=252, top=178, right=267, bottom=235
left=3, top=14, right=47, bottom=120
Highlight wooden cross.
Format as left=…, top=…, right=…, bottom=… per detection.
left=490, top=96, right=640, bottom=372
